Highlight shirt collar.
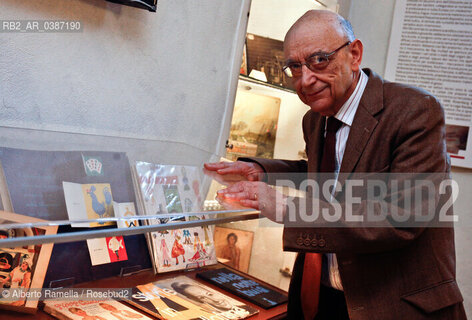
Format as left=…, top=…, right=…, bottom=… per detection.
left=332, top=69, right=368, bottom=126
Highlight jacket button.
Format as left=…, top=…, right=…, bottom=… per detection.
left=318, top=239, right=326, bottom=247
left=303, top=238, right=311, bottom=246
left=296, top=238, right=304, bottom=246
left=311, top=239, right=318, bottom=247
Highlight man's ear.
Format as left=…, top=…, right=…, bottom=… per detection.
left=349, top=39, right=363, bottom=72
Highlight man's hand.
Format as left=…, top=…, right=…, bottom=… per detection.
left=217, top=181, right=287, bottom=223
left=204, top=161, right=265, bottom=182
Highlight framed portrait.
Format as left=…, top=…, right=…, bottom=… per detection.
left=214, top=227, right=254, bottom=273
left=0, top=211, right=57, bottom=313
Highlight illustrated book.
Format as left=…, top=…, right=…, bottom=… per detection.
left=0, top=211, right=57, bottom=314
left=133, top=162, right=217, bottom=273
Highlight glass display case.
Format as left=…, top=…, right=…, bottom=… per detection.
left=0, top=126, right=291, bottom=319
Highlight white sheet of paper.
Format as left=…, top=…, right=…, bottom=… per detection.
left=86, top=238, right=111, bottom=266
left=63, top=181, right=89, bottom=227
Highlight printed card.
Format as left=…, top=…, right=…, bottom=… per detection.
left=86, top=236, right=128, bottom=266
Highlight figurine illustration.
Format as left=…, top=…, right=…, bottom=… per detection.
left=182, top=229, right=192, bottom=244
left=190, top=232, right=208, bottom=261
left=171, top=235, right=186, bottom=265
left=160, top=239, right=171, bottom=267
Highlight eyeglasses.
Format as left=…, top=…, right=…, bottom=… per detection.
left=283, top=41, right=352, bottom=78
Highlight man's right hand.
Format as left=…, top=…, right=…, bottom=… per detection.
left=203, top=161, right=265, bottom=182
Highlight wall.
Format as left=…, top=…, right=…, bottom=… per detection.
left=247, top=0, right=327, bottom=41
left=343, top=0, right=472, bottom=315
left=0, top=0, right=250, bottom=164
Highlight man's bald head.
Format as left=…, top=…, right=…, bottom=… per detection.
left=285, top=10, right=355, bottom=45
left=282, top=10, right=363, bottom=116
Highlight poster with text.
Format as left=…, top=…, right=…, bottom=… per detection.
left=384, top=0, right=472, bottom=168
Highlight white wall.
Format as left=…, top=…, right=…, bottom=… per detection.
left=0, top=0, right=250, bottom=164
left=343, top=0, right=472, bottom=315
left=247, top=0, right=326, bottom=41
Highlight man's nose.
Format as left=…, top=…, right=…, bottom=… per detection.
left=300, top=64, right=317, bottom=87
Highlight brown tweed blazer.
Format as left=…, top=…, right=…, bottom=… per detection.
left=245, top=69, right=466, bottom=319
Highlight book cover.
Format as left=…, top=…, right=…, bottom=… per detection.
left=0, top=211, right=57, bottom=314
left=134, top=162, right=217, bottom=273
left=43, top=299, right=152, bottom=320
left=196, top=268, right=288, bottom=309
left=126, top=281, right=224, bottom=319
left=152, top=275, right=259, bottom=319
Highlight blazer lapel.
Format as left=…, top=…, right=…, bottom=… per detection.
left=339, top=69, right=384, bottom=175
left=339, top=107, right=378, bottom=174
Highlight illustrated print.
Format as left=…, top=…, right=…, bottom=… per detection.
left=82, top=155, right=104, bottom=176
left=82, top=184, right=114, bottom=227
left=104, top=236, right=128, bottom=263
left=0, top=226, right=39, bottom=307
left=88, top=185, right=106, bottom=219
left=107, top=237, right=124, bottom=260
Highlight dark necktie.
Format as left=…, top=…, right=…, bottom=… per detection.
left=320, top=117, right=343, bottom=173
left=301, top=117, right=343, bottom=320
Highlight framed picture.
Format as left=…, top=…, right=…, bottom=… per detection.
left=0, top=211, right=57, bottom=313
left=246, top=33, right=294, bottom=90
left=214, top=227, right=254, bottom=273
left=226, top=90, right=281, bottom=160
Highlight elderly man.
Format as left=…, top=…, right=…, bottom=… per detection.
left=205, top=10, right=465, bottom=320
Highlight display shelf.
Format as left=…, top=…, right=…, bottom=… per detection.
left=0, top=210, right=261, bottom=248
